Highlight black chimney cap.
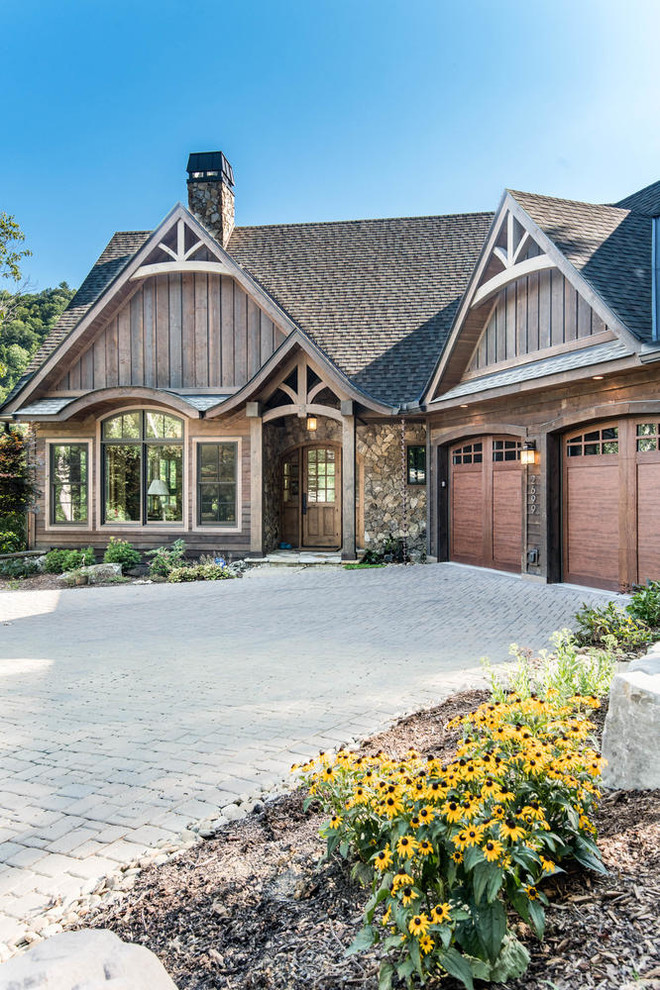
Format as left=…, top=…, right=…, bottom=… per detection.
left=186, top=151, right=234, bottom=186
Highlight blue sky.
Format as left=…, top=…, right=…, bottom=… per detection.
left=3, top=0, right=660, bottom=291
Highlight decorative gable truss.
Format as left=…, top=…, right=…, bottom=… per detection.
left=5, top=206, right=301, bottom=415
left=425, top=194, right=639, bottom=401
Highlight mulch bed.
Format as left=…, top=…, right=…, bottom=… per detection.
left=75, top=691, right=660, bottom=989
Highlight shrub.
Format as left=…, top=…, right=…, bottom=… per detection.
left=146, top=539, right=186, bottom=577
left=103, top=537, right=141, bottom=571
left=574, top=600, right=652, bottom=650
left=166, top=561, right=233, bottom=582
left=0, top=530, right=23, bottom=554
left=627, top=580, right=660, bottom=628
left=0, top=556, right=38, bottom=578
left=296, top=691, right=606, bottom=988
left=43, top=547, right=95, bottom=574
left=361, top=535, right=409, bottom=565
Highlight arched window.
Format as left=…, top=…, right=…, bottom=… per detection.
left=102, top=411, right=183, bottom=524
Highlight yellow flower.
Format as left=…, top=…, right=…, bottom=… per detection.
left=383, top=794, right=404, bottom=818
left=381, top=906, right=391, bottom=926
left=453, top=829, right=470, bottom=851
left=328, top=814, right=342, bottom=830
left=374, top=846, right=393, bottom=871
left=524, top=883, right=539, bottom=900
left=419, top=933, right=434, bottom=955
left=391, top=870, right=414, bottom=891
left=400, top=886, right=419, bottom=907
left=417, top=839, right=433, bottom=857
left=540, top=856, right=556, bottom=873
left=442, top=800, right=462, bottom=824
left=451, top=850, right=463, bottom=864
left=408, top=913, right=430, bottom=937
left=322, top=765, right=336, bottom=781
left=498, top=818, right=526, bottom=842
left=463, top=824, right=485, bottom=846
left=418, top=806, right=435, bottom=824
left=430, top=902, right=452, bottom=924
left=520, top=801, right=546, bottom=822
left=396, top=835, right=417, bottom=859
left=482, top=839, right=504, bottom=862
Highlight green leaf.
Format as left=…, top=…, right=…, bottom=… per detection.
left=572, top=837, right=609, bottom=875
left=378, top=960, right=394, bottom=990
left=339, top=840, right=350, bottom=859
left=397, top=958, right=415, bottom=980
left=473, top=900, right=507, bottom=963
left=509, top=889, right=531, bottom=924
left=486, top=867, right=504, bottom=903
left=302, top=795, right=314, bottom=812
left=471, top=860, right=499, bottom=904
left=463, top=844, right=483, bottom=872
left=345, top=926, right=376, bottom=957
left=528, top=899, right=546, bottom=938
left=439, top=947, right=475, bottom=990
left=409, top=938, right=423, bottom=977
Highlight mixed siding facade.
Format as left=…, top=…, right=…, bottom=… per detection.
left=4, top=152, right=660, bottom=591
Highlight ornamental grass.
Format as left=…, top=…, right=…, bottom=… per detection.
left=294, top=691, right=606, bottom=989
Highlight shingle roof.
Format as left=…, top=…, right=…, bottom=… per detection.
left=614, top=179, right=660, bottom=216
left=228, top=214, right=493, bottom=403
left=509, top=189, right=652, bottom=342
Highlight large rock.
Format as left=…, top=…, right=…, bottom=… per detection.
left=601, top=651, right=660, bottom=790
left=55, top=563, right=122, bottom=587
left=0, top=929, right=178, bottom=990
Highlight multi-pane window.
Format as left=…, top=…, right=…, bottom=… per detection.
left=637, top=423, right=660, bottom=452
left=197, top=443, right=238, bottom=525
left=306, top=447, right=335, bottom=503
left=566, top=427, right=618, bottom=457
left=452, top=441, right=483, bottom=464
left=50, top=444, right=88, bottom=524
left=407, top=445, right=426, bottom=484
left=102, top=411, right=183, bottom=524
left=492, top=439, right=521, bottom=462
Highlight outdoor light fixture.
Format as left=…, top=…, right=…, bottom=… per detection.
left=520, top=441, right=539, bottom=466
left=306, top=415, right=318, bottom=432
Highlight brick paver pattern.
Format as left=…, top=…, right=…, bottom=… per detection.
left=0, top=563, right=616, bottom=948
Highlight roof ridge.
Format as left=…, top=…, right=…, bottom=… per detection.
left=232, top=211, right=494, bottom=233
left=508, top=188, right=629, bottom=214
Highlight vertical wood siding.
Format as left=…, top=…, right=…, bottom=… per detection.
left=468, top=270, right=608, bottom=374
left=54, top=274, right=287, bottom=392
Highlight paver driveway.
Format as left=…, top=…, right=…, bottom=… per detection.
left=0, top=562, right=616, bottom=951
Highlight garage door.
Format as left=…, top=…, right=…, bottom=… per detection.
left=450, top=437, right=522, bottom=572
left=563, top=420, right=660, bottom=590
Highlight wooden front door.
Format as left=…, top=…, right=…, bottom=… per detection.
left=563, top=419, right=660, bottom=590
left=280, top=444, right=341, bottom=549
left=450, top=436, right=522, bottom=572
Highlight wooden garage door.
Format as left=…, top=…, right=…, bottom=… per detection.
left=563, top=420, right=660, bottom=590
left=450, top=437, right=522, bottom=572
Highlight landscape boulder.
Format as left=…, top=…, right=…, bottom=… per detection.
left=55, top=563, right=122, bottom=587
left=0, top=929, right=178, bottom=990
left=601, top=651, right=660, bottom=790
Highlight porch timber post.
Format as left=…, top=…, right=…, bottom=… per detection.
left=341, top=402, right=356, bottom=560
left=248, top=406, right=263, bottom=554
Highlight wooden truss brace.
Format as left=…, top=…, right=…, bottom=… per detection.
left=157, top=218, right=205, bottom=263
left=471, top=210, right=554, bottom=309
left=130, top=218, right=233, bottom=281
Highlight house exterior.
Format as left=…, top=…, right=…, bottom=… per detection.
left=4, top=150, right=660, bottom=592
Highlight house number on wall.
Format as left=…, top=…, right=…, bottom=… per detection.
left=527, top=475, right=538, bottom=515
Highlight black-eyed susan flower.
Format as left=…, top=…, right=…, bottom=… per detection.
left=400, top=886, right=419, bottom=907
left=384, top=794, right=404, bottom=818
left=396, top=835, right=417, bottom=859
left=524, top=883, right=539, bottom=900
left=374, top=846, right=393, bottom=871
left=408, top=913, right=430, bottom=937
left=419, top=933, right=434, bottom=955
left=442, top=800, right=462, bottom=824
left=328, top=814, right=342, bottom=830
left=451, top=850, right=463, bottom=864
left=417, top=839, right=433, bottom=857
left=430, top=902, right=452, bottom=924
left=540, top=856, right=556, bottom=873
left=482, top=839, right=504, bottom=862
left=418, top=805, right=434, bottom=824
left=499, top=818, right=526, bottom=842
left=391, top=869, right=414, bottom=891
left=452, top=829, right=470, bottom=851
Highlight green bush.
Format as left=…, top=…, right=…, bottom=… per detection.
left=167, top=562, right=233, bottom=582
left=0, top=531, right=23, bottom=554
left=146, top=539, right=186, bottom=577
left=574, top=600, right=652, bottom=650
left=627, top=580, right=660, bottom=628
left=43, top=547, right=95, bottom=574
left=103, top=537, right=141, bottom=571
left=296, top=690, right=605, bottom=987
left=0, top=557, right=38, bottom=578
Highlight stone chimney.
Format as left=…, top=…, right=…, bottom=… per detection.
left=186, top=151, right=235, bottom=248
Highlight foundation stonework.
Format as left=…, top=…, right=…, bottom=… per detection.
left=357, top=421, right=427, bottom=555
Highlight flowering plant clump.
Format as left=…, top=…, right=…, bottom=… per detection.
left=294, top=692, right=606, bottom=988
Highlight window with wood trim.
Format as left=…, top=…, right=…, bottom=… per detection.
left=197, top=442, right=238, bottom=525
left=566, top=427, right=619, bottom=457
left=636, top=423, right=660, bottom=452
left=452, top=441, right=483, bottom=464
left=50, top=444, right=88, bottom=524
left=102, top=411, right=183, bottom=524
left=407, top=445, right=426, bottom=485
left=492, top=439, right=521, bottom=462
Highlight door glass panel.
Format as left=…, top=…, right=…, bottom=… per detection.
left=306, top=448, right=336, bottom=504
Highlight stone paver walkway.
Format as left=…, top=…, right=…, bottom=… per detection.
left=0, top=563, right=616, bottom=951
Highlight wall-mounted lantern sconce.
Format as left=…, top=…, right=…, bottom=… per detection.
left=520, top=440, right=539, bottom=466
left=306, top=415, right=318, bottom=432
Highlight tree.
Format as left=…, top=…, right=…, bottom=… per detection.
left=0, top=213, right=31, bottom=284
left=0, top=426, right=39, bottom=550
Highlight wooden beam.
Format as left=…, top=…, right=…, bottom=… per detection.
left=471, top=255, right=555, bottom=309
left=130, top=261, right=233, bottom=280
left=250, top=417, right=263, bottom=554
left=341, top=414, right=356, bottom=560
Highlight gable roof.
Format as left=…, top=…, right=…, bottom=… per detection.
left=615, top=179, right=660, bottom=216
left=508, top=190, right=652, bottom=342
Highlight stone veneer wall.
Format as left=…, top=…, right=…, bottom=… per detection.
left=187, top=180, right=235, bottom=247
left=357, top=421, right=427, bottom=555
left=262, top=415, right=342, bottom=552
